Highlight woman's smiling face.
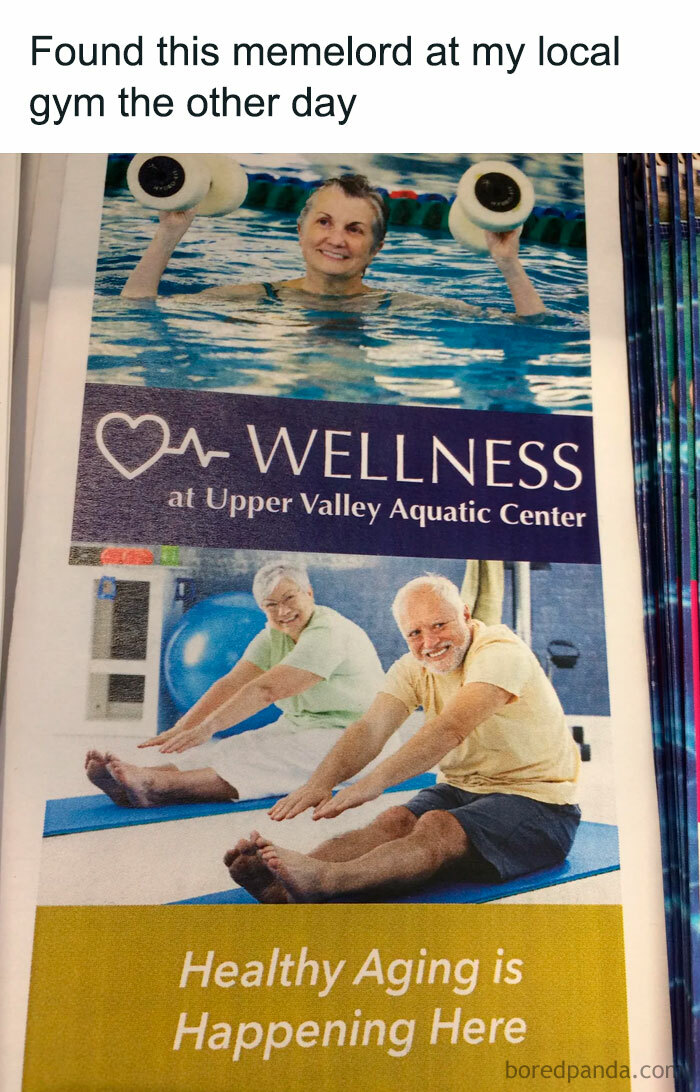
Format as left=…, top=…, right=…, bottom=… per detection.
left=297, top=185, right=381, bottom=285
left=261, top=578, right=315, bottom=642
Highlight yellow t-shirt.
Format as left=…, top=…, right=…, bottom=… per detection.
left=382, top=621, right=579, bottom=805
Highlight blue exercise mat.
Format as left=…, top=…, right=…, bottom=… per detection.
left=43, top=773, right=437, bottom=837
left=173, top=821, right=619, bottom=905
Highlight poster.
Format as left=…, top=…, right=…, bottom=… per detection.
left=1, top=154, right=673, bottom=1090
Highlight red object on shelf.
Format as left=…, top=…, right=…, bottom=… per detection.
left=389, top=189, right=418, bottom=199
left=100, top=547, right=154, bottom=566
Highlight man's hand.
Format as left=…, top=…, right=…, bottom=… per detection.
left=312, top=777, right=383, bottom=820
left=138, top=717, right=214, bottom=754
left=268, top=780, right=335, bottom=821
left=268, top=695, right=409, bottom=821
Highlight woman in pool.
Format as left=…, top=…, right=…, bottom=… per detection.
left=121, top=173, right=545, bottom=317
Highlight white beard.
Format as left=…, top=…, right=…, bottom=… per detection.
left=421, top=628, right=472, bottom=675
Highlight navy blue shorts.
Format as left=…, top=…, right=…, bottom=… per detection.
left=404, top=783, right=581, bottom=882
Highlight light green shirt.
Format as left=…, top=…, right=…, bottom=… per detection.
left=243, top=605, right=385, bottom=731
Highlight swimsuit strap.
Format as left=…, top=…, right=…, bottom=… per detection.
left=262, top=282, right=392, bottom=308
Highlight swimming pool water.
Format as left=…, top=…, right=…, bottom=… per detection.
left=88, top=155, right=591, bottom=415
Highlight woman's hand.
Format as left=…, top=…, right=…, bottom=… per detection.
left=485, top=227, right=545, bottom=315
left=484, top=227, right=522, bottom=269
left=138, top=716, right=214, bottom=754
left=156, top=207, right=198, bottom=243
left=121, top=207, right=198, bottom=298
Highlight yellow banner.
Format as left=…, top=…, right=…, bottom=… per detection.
left=24, top=905, right=629, bottom=1091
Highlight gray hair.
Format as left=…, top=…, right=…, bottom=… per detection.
left=392, top=574, right=465, bottom=629
left=297, top=174, right=389, bottom=253
left=252, top=560, right=312, bottom=607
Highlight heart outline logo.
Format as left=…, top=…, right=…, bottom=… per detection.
left=95, top=412, right=171, bottom=480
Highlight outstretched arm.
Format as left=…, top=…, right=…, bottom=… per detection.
left=121, top=209, right=197, bottom=298
left=486, top=229, right=546, bottom=316
left=139, top=661, right=322, bottom=753
left=313, top=681, right=511, bottom=819
left=269, top=692, right=409, bottom=820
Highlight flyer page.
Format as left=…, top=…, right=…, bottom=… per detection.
left=0, top=152, right=673, bottom=1090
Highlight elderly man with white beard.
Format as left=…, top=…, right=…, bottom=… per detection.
left=226, top=573, right=581, bottom=903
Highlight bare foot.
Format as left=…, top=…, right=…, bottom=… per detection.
left=85, top=750, right=131, bottom=807
left=257, top=837, right=334, bottom=903
left=106, top=757, right=160, bottom=808
left=223, top=835, right=290, bottom=904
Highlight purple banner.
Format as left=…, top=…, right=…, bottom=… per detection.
left=73, top=385, right=600, bottom=563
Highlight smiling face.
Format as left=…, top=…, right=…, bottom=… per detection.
left=261, top=578, right=315, bottom=642
left=297, top=185, right=382, bottom=287
left=399, top=588, right=472, bottom=675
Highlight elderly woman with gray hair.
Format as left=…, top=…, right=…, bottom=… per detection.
left=121, top=173, right=545, bottom=316
left=84, top=559, right=385, bottom=808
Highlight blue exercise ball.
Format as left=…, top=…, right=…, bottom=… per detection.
left=163, top=591, right=279, bottom=734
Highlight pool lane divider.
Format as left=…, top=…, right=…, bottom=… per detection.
left=104, top=156, right=586, bottom=250
left=42, top=772, right=437, bottom=837
left=173, top=820, right=620, bottom=904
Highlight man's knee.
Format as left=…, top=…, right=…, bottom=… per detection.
left=372, top=805, right=417, bottom=839
left=414, top=809, right=469, bottom=861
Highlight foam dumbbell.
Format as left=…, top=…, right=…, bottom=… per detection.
left=126, top=154, right=248, bottom=216
left=449, top=160, right=535, bottom=251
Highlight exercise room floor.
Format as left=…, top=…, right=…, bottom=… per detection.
left=37, top=716, right=620, bottom=906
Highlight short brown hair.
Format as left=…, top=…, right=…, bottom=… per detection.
left=298, top=174, right=389, bottom=252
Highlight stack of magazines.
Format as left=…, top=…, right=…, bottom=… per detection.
left=619, top=153, right=700, bottom=1090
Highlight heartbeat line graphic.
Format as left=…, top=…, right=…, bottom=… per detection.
left=95, top=413, right=231, bottom=480
left=167, top=427, right=230, bottom=467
